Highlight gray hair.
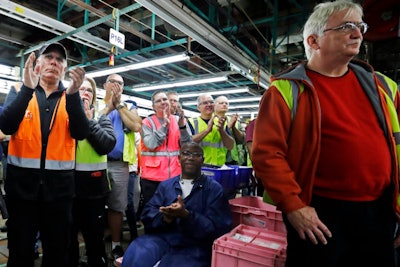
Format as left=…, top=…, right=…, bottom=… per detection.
left=151, top=90, right=166, bottom=104
left=303, top=0, right=363, bottom=60
left=196, top=93, right=213, bottom=106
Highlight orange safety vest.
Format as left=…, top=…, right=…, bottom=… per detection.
left=140, top=114, right=181, bottom=182
left=8, top=92, right=76, bottom=170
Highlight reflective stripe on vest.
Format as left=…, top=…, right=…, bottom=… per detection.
left=76, top=139, right=108, bottom=171
left=141, top=151, right=180, bottom=156
left=8, top=92, right=76, bottom=170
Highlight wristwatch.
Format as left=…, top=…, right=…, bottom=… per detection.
left=115, top=104, right=125, bottom=110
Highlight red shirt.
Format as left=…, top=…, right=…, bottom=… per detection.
left=245, top=119, right=256, bottom=143
left=308, top=68, right=391, bottom=201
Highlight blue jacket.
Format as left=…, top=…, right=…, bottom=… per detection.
left=122, top=174, right=232, bottom=267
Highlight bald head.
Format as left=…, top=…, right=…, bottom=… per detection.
left=214, top=96, right=229, bottom=116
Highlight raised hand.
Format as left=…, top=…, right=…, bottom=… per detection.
left=177, top=106, right=186, bottom=127
left=66, top=66, right=85, bottom=95
left=215, top=115, right=226, bottom=131
left=23, top=52, right=40, bottom=89
left=162, top=106, right=170, bottom=128
left=228, top=113, right=239, bottom=129
left=83, top=99, right=94, bottom=120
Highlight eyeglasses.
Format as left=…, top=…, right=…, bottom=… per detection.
left=323, top=22, right=368, bottom=34
left=199, top=100, right=214, bottom=106
left=181, top=151, right=203, bottom=159
left=107, top=79, right=124, bottom=86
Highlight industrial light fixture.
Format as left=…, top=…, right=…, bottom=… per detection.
left=183, top=95, right=261, bottom=106
left=229, top=104, right=260, bottom=109
left=178, top=87, right=249, bottom=98
left=135, top=0, right=271, bottom=89
left=95, top=87, right=200, bottom=118
left=132, top=75, right=228, bottom=92
left=0, top=65, right=19, bottom=80
left=86, top=53, right=189, bottom=78
left=230, top=63, right=269, bottom=90
left=227, top=111, right=258, bottom=119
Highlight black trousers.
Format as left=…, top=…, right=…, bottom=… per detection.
left=284, top=194, right=397, bottom=267
left=6, top=196, right=73, bottom=267
left=68, top=197, right=107, bottom=267
left=140, top=178, right=160, bottom=208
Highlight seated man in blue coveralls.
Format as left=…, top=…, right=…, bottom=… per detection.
left=122, top=141, right=232, bottom=267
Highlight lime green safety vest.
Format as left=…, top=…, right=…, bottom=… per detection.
left=75, top=139, right=107, bottom=171
left=123, top=131, right=137, bottom=165
left=226, top=117, right=238, bottom=163
left=189, top=117, right=227, bottom=166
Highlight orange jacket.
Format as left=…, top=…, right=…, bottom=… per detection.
left=140, top=115, right=181, bottom=182
left=8, top=92, right=76, bottom=170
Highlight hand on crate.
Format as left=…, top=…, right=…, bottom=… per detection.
left=286, top=206, right=332, bottom=245
left=159, top=195, right=190, bottom=223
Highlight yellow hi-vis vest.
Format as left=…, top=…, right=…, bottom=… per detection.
left=189, top=116, right=227, bottom=166
left=123, top=131, right=137, bottom=165
left=75, top=139, right=107, bottom=171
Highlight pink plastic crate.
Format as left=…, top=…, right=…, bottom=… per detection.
left=229, top=196, right=286, bottom=233
left=212, top=224, right=287, bottom=267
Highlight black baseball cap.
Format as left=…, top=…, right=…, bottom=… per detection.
left=39, top=42, right=67, bottom=60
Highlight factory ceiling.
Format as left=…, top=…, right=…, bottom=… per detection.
left=0, top=0, right=399, bottom=119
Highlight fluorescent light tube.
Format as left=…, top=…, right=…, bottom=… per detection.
left=132, top=75, right=228, bottom=92
left=183, top=95, right=261, bottom=106
left=178, top=87, right=249, bottom=98
left=227, top=111, right=259, bottom=116
left=86, top=53, right=189, bottom=78
left=229, top=104, right=260, bottom=109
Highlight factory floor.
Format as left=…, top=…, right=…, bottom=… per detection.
left=0, top=215, right=143, bottom=267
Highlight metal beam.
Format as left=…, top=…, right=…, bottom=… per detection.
left=135, top=0, right=270, bottom=89
left=0, top=0, right=125, bottom=55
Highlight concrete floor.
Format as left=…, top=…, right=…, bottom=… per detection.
left=0, top=216, right=142, bottom=267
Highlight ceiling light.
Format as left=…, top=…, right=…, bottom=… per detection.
left=136, top=0, right=271, bottom=89
left=86, top=53, right=189, bottom=78
left=230, top=63, right=269, bottom=90
left=227, top=111, right=258, bottom=115
left=229, top=104, right=259, bottom=109
left=178, top=87, right=249, bottom=98
left=227, top=111, right=258, bottom=120
left=183, top=95, right=261, bottom=106
left=132, top=75, right=228, bottom=92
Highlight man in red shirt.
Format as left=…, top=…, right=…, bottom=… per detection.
left=253, top=1, right=400, bottom=266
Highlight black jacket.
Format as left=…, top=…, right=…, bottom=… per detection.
left=0, top=83, right=90, bottom=201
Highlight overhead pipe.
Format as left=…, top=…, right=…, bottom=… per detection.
left=135, top=0, right=271, bottom=89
